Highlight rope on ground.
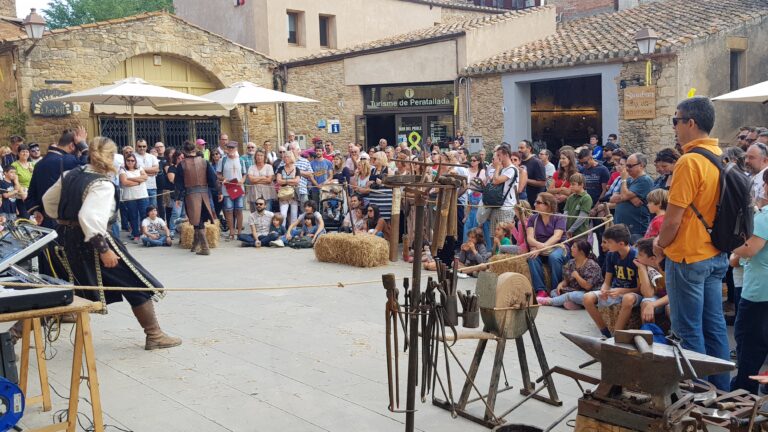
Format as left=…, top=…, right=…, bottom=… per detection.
left=458, top=217, right=613, bottom=274
left=0, top=278, right=389, bottom=293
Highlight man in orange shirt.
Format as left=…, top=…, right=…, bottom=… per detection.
left=654, top=97, right=730, bottom=391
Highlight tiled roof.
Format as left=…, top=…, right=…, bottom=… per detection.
left=0, top=17, right=26, bottom=42
left=284, top=6, right=550, bottom=66
left=0, top=11, right=277, bottom=62
left=466, top=0, right=768, bottom=75
left=400, top=0, right=507, bottom=13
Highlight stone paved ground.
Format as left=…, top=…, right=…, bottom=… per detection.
left=12, top=241, right=615, bottom=432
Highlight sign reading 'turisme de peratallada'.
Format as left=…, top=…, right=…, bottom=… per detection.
left=624, top=86, right=656, bottom=120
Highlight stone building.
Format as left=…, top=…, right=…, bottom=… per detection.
left=281, top=7, right=556, bottom=150
left=0, top=11, right=277, bottom=149
left=460, top=0, right=768, bottom=156
left=173, top=0, right=506, bottom=61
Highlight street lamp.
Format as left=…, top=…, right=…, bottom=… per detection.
left=22, top=9, right=46, bottom=40
left=634, top=28, right=659, bottom=86
left=634, top=28, right=658, bottom=56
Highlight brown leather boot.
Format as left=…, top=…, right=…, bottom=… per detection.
left=131, top=301, right=182, bottom=350
left=190, top=229, right=200, bottom=253
left=197, top=228, right=210, bottom=255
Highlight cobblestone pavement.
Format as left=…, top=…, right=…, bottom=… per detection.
left=15, top=241, right=608, bottom=432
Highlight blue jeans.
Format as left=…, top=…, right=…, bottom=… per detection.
left=169, top=200, right=186, bottom=233
left=730, top=298, right=768, bottom=394
left=666, top=254, right=730, bottom=391
left=120, top=202, right=130, bottom=230
left=147, top=188, right=158, bottom=208
left=110, top=221, right=120, bottom=239
left=223, top=195, right=244, bottom=211
left=528, top=247, right=568, bottom=294
left=549, top=289, right=587, bottom=307
left=124, top=198, right=148, bottom=239
left=238, top=232, right=280, bottom=247
left=141, top=234, right=168, bottom=247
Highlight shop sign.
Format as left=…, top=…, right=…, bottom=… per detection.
left=624, top=86, right=656, bottom=120
left=30, top=89, right=73, bottom=117
left=364, top=83, right=453, bottom=112
left=327, top=119, right=341, bottom=134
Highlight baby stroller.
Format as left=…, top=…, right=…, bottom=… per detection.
left=319, top=184, right=346, bottom=232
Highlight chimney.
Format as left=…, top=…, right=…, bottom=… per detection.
left=0, top=0, right=16, bottom=18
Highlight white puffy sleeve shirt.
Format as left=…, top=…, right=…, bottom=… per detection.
left=43, top=169, right=116, bottom=242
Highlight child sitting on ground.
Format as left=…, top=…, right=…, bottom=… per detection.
left=539, top=239, right=603, bottom=309
left=140, top=205, right=172, bottom=247
left=583, top=224, right=641, bottom=338
left=299, top=216, right=318, bottom=239
left=268, top=214, right=288, bottom=247
left=634, top=237, right=669, bottom=324
left=644, top=189, right=667, bottom=238
left=455, top=227, right=491, bottom=278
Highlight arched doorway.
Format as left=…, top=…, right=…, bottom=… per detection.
left=94, top=54, right=230, bottom=149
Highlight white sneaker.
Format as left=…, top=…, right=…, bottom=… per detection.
left=457, top=272, right=469, bottom=279
left=270, top=239, right=285, bottom=248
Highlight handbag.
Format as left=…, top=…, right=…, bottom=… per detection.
left=224, top=181, right=245, bottom=200
left=278, top=185, right=296, bottom=202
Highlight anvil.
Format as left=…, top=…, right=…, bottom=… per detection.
left=562, top=331, right=735, bottom=411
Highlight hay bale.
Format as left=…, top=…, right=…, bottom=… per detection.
left=314, top=233, right=389, bottom=267
left=178, top=221, right=220, bottom=249
left=598, top=304, right=642, bottom=333
left=488, top=254, right=551, bottom=289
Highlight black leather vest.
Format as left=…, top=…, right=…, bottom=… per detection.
left=57, top=167, right=119, bottom=223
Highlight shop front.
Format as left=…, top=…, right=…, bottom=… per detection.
left=359, top=82, right=455, bottom=150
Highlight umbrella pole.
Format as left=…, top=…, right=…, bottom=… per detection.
left=130, top=103, right=137, bottom=145
left=243, top=105, right=250, bottom=146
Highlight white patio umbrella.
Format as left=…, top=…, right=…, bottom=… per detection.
left=712, top=80, right=768, bottom=103
left=53, top=77, right=214, bottom=144
left=156, top=81, right=318, bottom=144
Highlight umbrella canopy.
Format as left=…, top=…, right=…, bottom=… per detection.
left=712, top=80, right=768, bottom=103
left=54, top=77, right=214, bottom=143
left=156, top=81, right=318, bottom=144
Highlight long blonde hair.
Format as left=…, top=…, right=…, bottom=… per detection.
left=89, top=137, right=117, bottom=175
left=358, top=159, right=371, bottom=178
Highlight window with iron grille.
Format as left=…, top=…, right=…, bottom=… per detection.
left=98, top=117, right=221, bottom=150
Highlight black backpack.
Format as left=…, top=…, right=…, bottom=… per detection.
left=689, top=148, right=753, bottom=252
left=483, top=166, right=518, bottom=207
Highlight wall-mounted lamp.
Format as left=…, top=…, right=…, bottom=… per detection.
left=634, top=28, right=660, bottom=87
left=22, top=8, right=46, bottom=56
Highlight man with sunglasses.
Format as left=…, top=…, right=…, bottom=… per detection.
left=745, top=142, right=768, bottom=208
left=577, top=147, right=610, bottom=206
left=134, top=139, right=160, bottom=208
left=28, top=143, right=42, bottom=164
left=610, top=153, right=653, bottom=238
left=654, top=96, right=730, bottom=391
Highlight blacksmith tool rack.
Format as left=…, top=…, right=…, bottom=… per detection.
left=553, top=330, right=768, bottom=432
left=381, top=165, right=561, bottom=430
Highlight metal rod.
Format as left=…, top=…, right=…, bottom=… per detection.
left=405, top=197, right=425, bottom=432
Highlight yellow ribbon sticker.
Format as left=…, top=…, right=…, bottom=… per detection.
left=408, top=131, right=422, bottom=152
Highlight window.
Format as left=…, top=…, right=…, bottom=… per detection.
left=730, top=50, right=744, bottom=91
left=319, top=15, right=336, bottom=48
left=287, top=12, right=299, bottom=44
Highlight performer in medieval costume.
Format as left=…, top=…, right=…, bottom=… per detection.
left=175, top=140, right=218, bottom=255
left=42, top=137, right=181, bottom=351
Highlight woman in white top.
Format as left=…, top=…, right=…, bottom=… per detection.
left=464, top=152, right=490, bottom=247
left=276, top=152, right=301, bottom=228
left=246, top=149, right=276, bottom=212
left=119, top=155, right=149, bottom=242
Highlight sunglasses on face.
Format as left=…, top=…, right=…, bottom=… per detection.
left=626, top=162, right=641, bottom=169
left=126, top=159, right=136, bottom=163
left=739, top=135, right=748, bottom=140
left=534, top=200, right=544, bottom=205
left=671, top=117, right=690, bottom=126
left=256, top=202, right=265, bottom=206
left=137, top=145, right=147, bottom=149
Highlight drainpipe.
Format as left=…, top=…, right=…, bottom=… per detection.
left=458, top=76, right=471, bottom=128
left=275, top=64, right=288, bottom=146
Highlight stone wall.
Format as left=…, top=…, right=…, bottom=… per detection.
left=284, top=60, right=363, bottom=147
left=546, top=0, right=615, bottom=20
left=6, top=13, right=277, bottom=149
left=459, top=74, right=504, bottom=152
left=0, top=0, right=15, bottom=18
left=616, top=58, right=678, bottom=162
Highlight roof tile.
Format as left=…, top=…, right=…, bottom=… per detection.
left=467, top=0, right=768, bottom=75
left=285, top=6, right=549, bottom=65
